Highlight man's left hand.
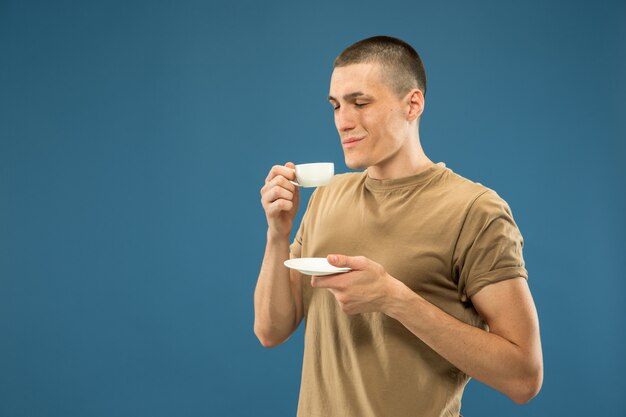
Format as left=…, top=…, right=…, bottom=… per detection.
left=310, top=254, right=403, bottom=315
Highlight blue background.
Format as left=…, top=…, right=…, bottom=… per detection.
left=1, top=0, right=625, bottom=416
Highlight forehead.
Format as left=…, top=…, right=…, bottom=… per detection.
left=329, top=62, right=388, bottom=98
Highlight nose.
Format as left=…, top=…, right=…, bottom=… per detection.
left=335, top=106, right=356, bottom=132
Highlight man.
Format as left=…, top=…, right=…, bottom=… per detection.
left=254, top=36, right=543, bottom=417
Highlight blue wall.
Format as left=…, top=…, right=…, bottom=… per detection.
left=1, top=1, right=624, bottom=416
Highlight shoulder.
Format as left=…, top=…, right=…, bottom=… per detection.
left=471, top=188, right=514, bottom=217
left=436, top=168, right=517, bottom=221
left=445, top=175, right=519, bottom=238
left=436, top=168, right=494, bottom=210
left=442, top=168, right=486, bottom=194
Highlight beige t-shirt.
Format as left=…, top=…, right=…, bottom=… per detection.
left=290, top=162, right=528, bottom=417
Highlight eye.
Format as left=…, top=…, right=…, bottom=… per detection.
left=355, top=102, right=368, bottom=108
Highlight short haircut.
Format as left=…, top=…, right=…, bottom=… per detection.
left=334, top=36, right=427, bottom=98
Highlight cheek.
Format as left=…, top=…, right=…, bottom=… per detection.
left=360, top=106, right=403, bottom=142
left=361, top=110, right=384, bottom=133
left=368, top=108, right=396, bottom=136
left=383, top=108, right=407, bottom=136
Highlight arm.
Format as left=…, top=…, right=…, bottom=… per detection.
left=314, top=255, right=543, bottom=404
left=253, top=163, right=304, bottom=348
left=385, top=276, right=543, bottom=404
left=254, top=243, right=304, bottom=347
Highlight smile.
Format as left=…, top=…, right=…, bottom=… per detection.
left=342, top=137, right=364, bottom=148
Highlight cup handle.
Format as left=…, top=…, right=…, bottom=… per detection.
left=289, top=180, right=301, bottom=187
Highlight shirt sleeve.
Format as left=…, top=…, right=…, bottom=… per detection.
left=453, top=189, right=528, bottom=302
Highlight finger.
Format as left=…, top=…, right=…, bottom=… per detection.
left=327, top=254, right=369, bottom=270
left=261, top=176, right=296, bottom=202
left=310, top=273, right=350, bottom=289
left=265, top=163, right=297, bottom=184
left=266, top=199, right=294, bottom=215
left=271, top=174, right=297, bottom=193
left=263, top=186, right=294, bottom=205
left=261, top=173, right=295, bottom=195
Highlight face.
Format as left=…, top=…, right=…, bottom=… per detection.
left=328, top=62, right=420, bottom=171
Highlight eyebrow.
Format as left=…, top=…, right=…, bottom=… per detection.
left=327, top=92, right=372, bottom=102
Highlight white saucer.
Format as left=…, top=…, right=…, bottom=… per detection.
left=284, top=258, right=351, bottom=276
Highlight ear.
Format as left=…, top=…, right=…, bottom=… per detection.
left=406, top=88, right=425, bottom=122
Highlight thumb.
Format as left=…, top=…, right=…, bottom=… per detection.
left=327, top=254, right=367, bottom=270
left=285, top=162, right=296, bottom=169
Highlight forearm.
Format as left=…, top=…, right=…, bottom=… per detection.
left=253, top=232, right=300, bottom=347
left=384, top=280, right=542, bottom=404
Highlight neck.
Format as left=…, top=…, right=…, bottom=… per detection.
left=367, top=135, right=433, bottom=180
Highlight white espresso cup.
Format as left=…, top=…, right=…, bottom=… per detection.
left=294, top=163, right=334, bottom=188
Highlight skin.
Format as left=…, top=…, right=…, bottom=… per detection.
left=254, top=62, right=543, bottom=404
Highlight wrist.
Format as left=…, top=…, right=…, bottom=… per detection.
left=266, top=229, right=292, bottom=245
left=382, top=276, right=420, bottom=319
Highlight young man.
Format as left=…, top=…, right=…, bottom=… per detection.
left=254, top=36, right=543, bottom=417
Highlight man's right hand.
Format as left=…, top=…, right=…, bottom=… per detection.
left=260, top=162, right=300, bottom=239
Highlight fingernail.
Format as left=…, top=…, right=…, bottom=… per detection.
left=328, top=255, right=337, bottom=263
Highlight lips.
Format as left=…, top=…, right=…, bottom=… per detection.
left=342, top=137, right=364, bottom=147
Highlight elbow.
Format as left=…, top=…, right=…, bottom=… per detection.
left=510, top=381, right=542, bottom=405
left=509, top=366, right=544, bottom=405
left=254, top=324, right=288, bottom=348
left=256, top=335, right=283, bottom=349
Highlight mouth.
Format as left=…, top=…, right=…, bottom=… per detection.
left=342, top=137, right=364, bottom=148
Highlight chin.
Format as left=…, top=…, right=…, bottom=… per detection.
left=344, top=156, right=369, bottom=170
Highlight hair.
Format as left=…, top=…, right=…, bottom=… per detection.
left=334, top=36, right=427, bottom=98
